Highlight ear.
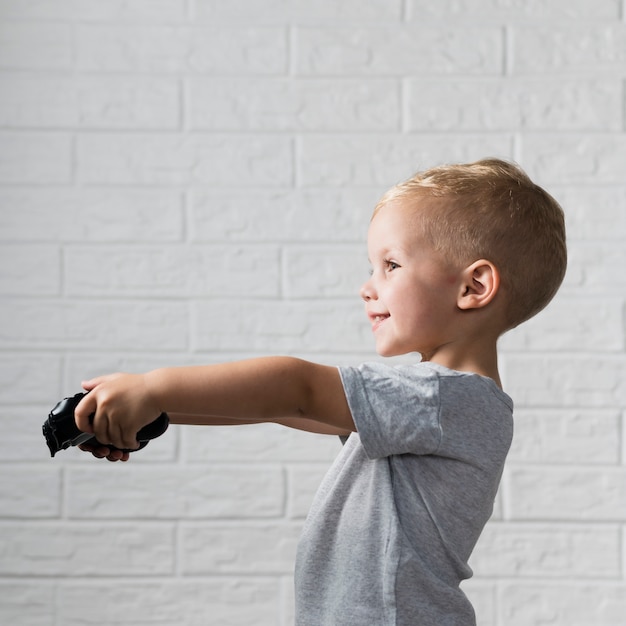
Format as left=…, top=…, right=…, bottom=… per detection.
left=457, top=259, right=500, bottom=311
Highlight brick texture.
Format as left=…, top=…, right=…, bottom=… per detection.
left=1, top=1, right=624, bottom=624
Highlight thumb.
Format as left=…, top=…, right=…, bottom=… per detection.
left=81, top=376, right=108, bottom=392
left=74, top=392, right=97, bottom=434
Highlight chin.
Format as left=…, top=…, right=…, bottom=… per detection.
left=376, top=341, right=422, bottom=359
left=376, top=346, right=402, bottom=358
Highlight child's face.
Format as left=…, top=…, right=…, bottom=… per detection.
left=361, top=200, right=462, bottom=359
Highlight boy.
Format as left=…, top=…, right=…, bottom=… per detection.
left=76, top=158, right=567, bottom=625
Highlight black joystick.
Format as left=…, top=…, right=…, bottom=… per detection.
left=43, top=392, right=169, bottom=457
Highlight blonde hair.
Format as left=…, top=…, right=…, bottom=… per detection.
left=375, top=158, right=567, bottom=330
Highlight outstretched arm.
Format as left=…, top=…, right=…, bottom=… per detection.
left=167, top=413, right=351, bottom=436
left=75, top=357, right=355, bottom=454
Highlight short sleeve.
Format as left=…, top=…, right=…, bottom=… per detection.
left=338, top=362, right=442, bottom=459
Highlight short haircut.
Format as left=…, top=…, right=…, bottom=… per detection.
left=375, top=158, right=567, bottom=330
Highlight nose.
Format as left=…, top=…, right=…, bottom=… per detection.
left=360, top=277, right=377, bottom=302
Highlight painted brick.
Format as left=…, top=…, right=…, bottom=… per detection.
left=512, top=24, right=626, bottom=74
left=0, top=132, right=72, bottom=184
left=188, top=78, right=400, bottom=131
left=64, top=354, right=216, bottom=395
left=194, top=0, right=290, bottom=22
left=508, top=409, right=621, bottom=465
left=491, top=487, right=505, bottom=521
left=0, top=299, right=188, bottom=351
left=67, top=464, right=285, bottom=519
left=192, top=299, right=370, bottom=353
left=181, top=522, right=301, bottom=574
left=0, top=22, right=71, bottom=70
left=565, top=242, right=626, bottom=295
left=407, top=79, right=621, bottom=131
left=287, top=463, right=333, bottom=519
left=522, top=134, right=626, bottom=185
left=0, top=582, right=54, bottom=626
left=503, top=355, right=626, bottom=408
left=0, top=355, right=61, bottom=404
left=0, top=523, right=175, bottom=576
left=284, top=244, right=365, bottom=298
left=77, top=133, right=294, bottom=186
left=65, top=245, right=281, bottom=297
left=58, top=579, right=280, bottom=626
left=506, top=465, right=626, bottom=521
left=281, top=576, right=297, bottom=626
left=182, top=423, right=341, bottom=464
left=0, top=188, right=184, bottom=243
left=0, top=465, right=61, bottom=518
left=189, top=188, right=373, bottom=243
left=0, top=244, right=60, bottom=296
left=195, top=0, right=403, bottom=22
left=461, top=583, right=496, bottom=626
left=552, top=186, right=626, bottom=242
left=470, top=522, right=621, bottom=578
left=295, top=25, right=503, bottom=75
left=501, top=583, right=626, bottom=626
left=500, top=295, right=624, bottom=352
left=76, top=24, right=288, bottom=74
left=0, top=0, right=189, bottom=21
left=1, top=405, right=57, bottom=461
left=408, top=0, right=622, bottom=20
left=299, top=133, right=513, bottom=187
left=0, top=74, right=180, bottom=130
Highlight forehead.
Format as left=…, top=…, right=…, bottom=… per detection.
left=368, top=200, right=426, bottom=245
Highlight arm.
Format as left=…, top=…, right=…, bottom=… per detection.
left=168, top=413, right=351, bottom=436
left=75, top=356, right=355, bottom=451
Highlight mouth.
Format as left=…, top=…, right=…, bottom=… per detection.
left=369, top=313, right=390, bottom=331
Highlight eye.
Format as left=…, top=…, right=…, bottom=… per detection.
left=384, top=259, right=400, bottom=272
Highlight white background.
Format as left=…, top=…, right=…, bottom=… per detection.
left=1, top=1, right=625, bottom=624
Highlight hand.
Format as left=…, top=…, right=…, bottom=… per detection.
left=75, top=372, right=162, bottom=451
left=78, top=442, right=130, bottom=462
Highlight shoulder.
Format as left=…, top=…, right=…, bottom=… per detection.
left=340, top=361, right=509, bottom=398
left=427, top=363, right=513, bottom=413
left=339, top=361, right=444, bottom=413
left=339, top=360, right=441, bottom=388
left=336, top=362, right=443, bottom=457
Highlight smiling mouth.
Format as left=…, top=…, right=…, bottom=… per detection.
left=371, top=314, right=390, bottom=331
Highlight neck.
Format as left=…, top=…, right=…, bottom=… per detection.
left=426, top=339, right=502, bottom=388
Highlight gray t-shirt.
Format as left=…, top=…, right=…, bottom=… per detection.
left=294, top=361, right=514, bottom=626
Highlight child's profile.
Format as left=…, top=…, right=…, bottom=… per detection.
left=74, top=158, right=567, bottom=625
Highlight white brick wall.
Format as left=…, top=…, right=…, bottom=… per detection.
left=0, top=1, right=624, bottom=624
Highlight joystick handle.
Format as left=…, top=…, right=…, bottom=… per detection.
left=43, top=392, right=169, bottom=457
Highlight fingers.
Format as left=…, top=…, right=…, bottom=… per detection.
left=76, top=394, right=137, bottom=450
left=75, top=374, right=119, bottom=433
left=101, top=447, right=129, bottom=462
left=78, top=443, right=130, bottom=462
left=112, top=419, right=140, bottom=452
left=76, top=372, right=151, bottom=451
left=83, top=411, right=139, bottom=451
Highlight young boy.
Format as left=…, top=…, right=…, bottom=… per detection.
left=75, top=158, right=567, bottom=625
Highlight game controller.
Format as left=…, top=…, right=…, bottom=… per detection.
left=43, top=391, right=169, bottom=457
